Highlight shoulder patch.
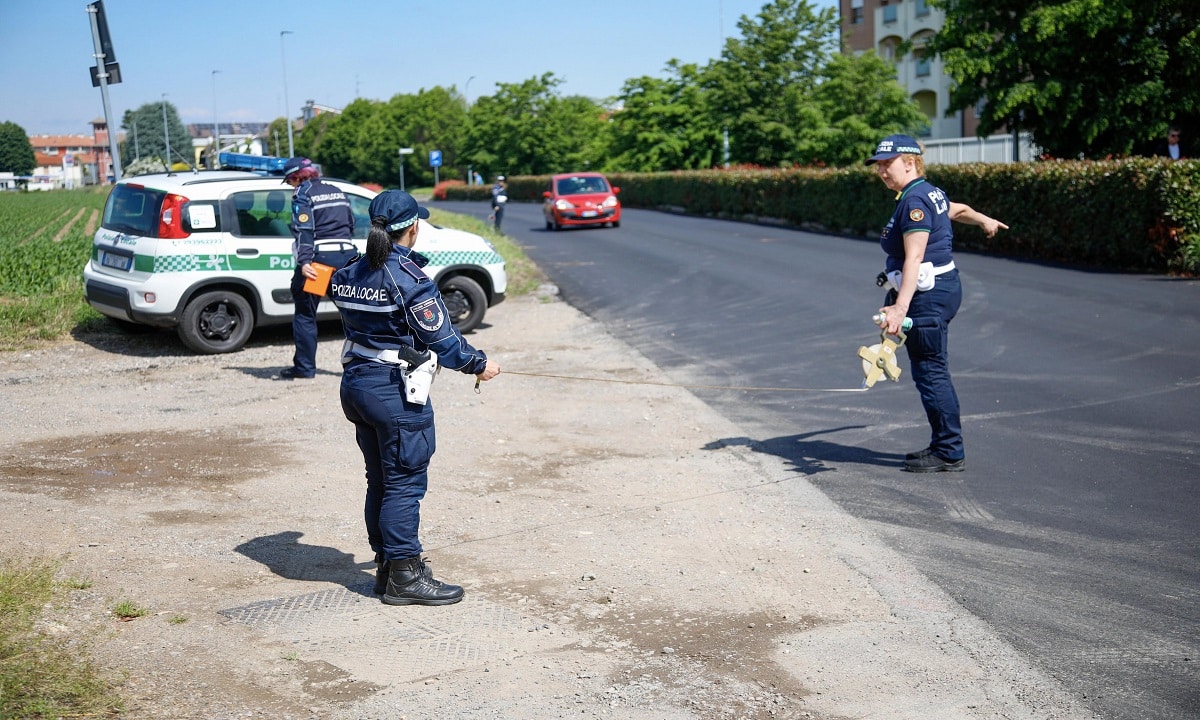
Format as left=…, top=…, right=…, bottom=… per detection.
left=909, top=208, right=925, bottom=222
left=297, top=213, right=310, bottom=223
left=410, top=297, right=445, bottom=332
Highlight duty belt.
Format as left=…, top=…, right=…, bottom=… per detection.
left=341, top=340, right=429, bottom=368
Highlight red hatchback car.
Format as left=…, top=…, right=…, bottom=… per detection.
left=542, top=172, right=621, bottom=230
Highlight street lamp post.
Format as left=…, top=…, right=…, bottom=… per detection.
left=211, top=70, right=221, bottom=168
left=465, top=75, right=475, bottom=105
left=280, top=30, right=295, bottom=158
left=161, top=93, right=171, bottom=168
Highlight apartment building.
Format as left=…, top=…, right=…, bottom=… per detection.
left=840, top=0, right=982, bottom=140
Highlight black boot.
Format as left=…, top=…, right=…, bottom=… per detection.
left=382, top=556, right=464, bottom=606
left=373, top=552, right=389, bottom=595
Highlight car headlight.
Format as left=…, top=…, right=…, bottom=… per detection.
left=602, top=195, right=618, bottom=208
left=554, top=199, right=574, bottom=211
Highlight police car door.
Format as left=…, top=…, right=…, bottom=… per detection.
left=225, top=185, right=297, bottom=320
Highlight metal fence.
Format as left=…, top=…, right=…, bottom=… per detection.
left=922, top=133, right=1040, bottom=165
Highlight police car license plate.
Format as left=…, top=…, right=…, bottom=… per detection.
left=581, top=210, right=598, bottom=218
left=101, top=251, right=132, bottom=271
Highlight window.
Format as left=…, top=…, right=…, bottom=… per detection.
left=851, top=0, right=864, bottom=24
left=916, top=0, right=931, bottom=17
left=916, top=54, right=931, bottom=77
left=883, top=5, right=897, bottom=23
left=103, top=184, right=162, bottom=236
left=232, top=191, right=291, bottom=237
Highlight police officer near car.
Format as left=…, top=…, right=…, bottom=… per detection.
left=279, top=157, right=355, bottom=380
left=330, top=189, right=500, bottom=606
left=865, top=134, right=1006, bottom=473
left=488, top=175, right=508, bottom=232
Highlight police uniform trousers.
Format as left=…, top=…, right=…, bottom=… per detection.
left=889, top=268, right=964, bottom=461
left=290, top=268, right=323, bottom=376
left=340, top=359, right=437, bottom=561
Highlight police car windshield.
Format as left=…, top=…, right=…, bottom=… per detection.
left=104, top=185, right=163, bottom=236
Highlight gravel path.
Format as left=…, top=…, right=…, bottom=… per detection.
left=0, top=289, right=1096, bottom=719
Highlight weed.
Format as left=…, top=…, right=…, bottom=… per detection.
left=0, top=555, right=123, bottom=718
left=111, top=600, right=149, bottom=620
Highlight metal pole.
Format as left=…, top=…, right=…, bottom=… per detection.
left=465, top=75, right=474, bottom=105
left=212, top=70, right=220, bottom=168
left=86, top=3, right=122, bottom=181
left=133, top=119, right=139, bottom=160
left=280, top=30, right=295, bottom=157
left=161, top=93, right=171, bottom=169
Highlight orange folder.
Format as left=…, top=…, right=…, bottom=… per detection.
left=303, top=262, right=335, bottom=296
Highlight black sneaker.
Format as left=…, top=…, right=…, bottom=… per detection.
left=903, top=453, right=965, bottom=473
left=905, top=447, right=935, bottom=461
left=279, top=367, right=315, bottom=380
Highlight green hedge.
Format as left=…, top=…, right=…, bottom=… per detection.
left=441, top=160, right=1200, bottom=273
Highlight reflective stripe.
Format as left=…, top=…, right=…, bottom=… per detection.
left=341, top=340, right=405, bottom=365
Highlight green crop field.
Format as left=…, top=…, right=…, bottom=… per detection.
left=0, top=189, right=109, bottom=349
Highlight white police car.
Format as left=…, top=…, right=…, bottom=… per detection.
left=84, top=171, right=506, bottom=354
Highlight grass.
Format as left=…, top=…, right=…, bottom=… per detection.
left=0, top=555, right=124, bottom=718
left=0, top=188, right=545, bottom=351
left=111, top=600, right=149, bottom=620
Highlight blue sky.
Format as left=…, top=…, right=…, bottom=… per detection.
left=0, top=0, right=838, bottom=137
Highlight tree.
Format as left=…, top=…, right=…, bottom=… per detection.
left=265, top=117, right=294, bottom=157
left=121, top=102, right=192, bottom=167
left=0, top=121, right=36, bottom=176
left=702, top=0, right=840, bottom=167
left=312, top=98, right=378, bottom=182
left=803, top=52, right=928, bottom=166
left=929, top=0, right=1200, bottom=158
left=362, top=87, right=468, bottom=187
left=607, top=62, right=723, bottom=172
left=462, top=73, right=606, bottom=177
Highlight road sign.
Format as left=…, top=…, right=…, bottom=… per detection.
left=429, top=150, right=442, bottom=168
left=399, top=147, right=414, bottom=155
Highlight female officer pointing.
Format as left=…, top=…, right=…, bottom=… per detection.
left=865, top=134, right=1006, bottom=473
left=330, top=190, right=500, bottom=606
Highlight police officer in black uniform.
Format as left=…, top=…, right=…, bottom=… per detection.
left=865, top=134, right=1006, bottom=472
left=280, top=157, right=354, bottom=379
left=330, top=189, right=500, bottom=606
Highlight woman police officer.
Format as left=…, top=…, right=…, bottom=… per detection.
left=865, top=134, right=1006, bottom=473
left=330, top=189, right=500, bottom=605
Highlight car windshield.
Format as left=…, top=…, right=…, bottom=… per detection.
left=103, top=184, right=163, bottom=236
left=556, top=176, right=609, bottom=195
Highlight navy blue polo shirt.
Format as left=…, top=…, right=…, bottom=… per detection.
left=880, top=177, right=954, bottom=274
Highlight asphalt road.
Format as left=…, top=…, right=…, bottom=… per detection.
left=439, top=200, right=1200, bottom=719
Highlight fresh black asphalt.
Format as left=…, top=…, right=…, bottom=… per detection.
left=438, top=200, right=1200, bottom=719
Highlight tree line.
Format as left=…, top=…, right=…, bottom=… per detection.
left=2, top=0, right=1195, bottom=183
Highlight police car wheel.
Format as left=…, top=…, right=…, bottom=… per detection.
left=439, top=276, right=487, bottom=334
left=177, top=290, right=255, bottom=354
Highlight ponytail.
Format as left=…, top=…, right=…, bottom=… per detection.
left=366, top=217, right=392, bottom=269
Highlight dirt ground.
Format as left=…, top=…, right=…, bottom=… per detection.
left=0, top=289, right=1096, bottom=719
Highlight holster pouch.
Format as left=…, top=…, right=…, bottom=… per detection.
left=884, top=262, right=935, bottom=293
left=402, top=354, right=439, bottom=406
